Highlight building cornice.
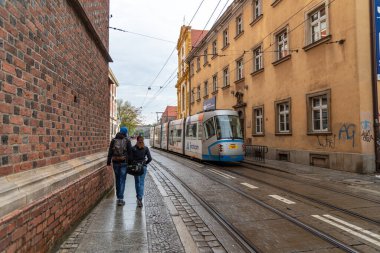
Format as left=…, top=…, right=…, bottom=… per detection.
left=68, top=0, right=113, bottom=62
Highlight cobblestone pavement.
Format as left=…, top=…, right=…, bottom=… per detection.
left=150, top=162, right=227, bottom=253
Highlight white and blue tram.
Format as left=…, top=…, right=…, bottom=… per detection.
left=149, top=109, right=244, bottom=162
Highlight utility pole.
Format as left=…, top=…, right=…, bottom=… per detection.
left=156, top=112, right=163, bottom=124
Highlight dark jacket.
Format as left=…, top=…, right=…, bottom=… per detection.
left=131, top=145, right=152, bottom=165
left=107, top=132, right=132, bottom=165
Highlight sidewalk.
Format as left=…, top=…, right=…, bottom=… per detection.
left=57, top=175, right=150, bottom=252
left=243, top=157, right=380, bottom=195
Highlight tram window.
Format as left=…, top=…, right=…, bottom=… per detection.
left=204, top=118, right=216, bottom=140
left=215, top=115, right=243, bottom=139
left=186, top=123, right=197, bottom=139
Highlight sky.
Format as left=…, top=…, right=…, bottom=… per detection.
left=109, top=0, right=234, bottom=125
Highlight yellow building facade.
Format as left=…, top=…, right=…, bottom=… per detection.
left=185, top=0, right=378, bottom=173
left=176, top=26, right=208, bottom=119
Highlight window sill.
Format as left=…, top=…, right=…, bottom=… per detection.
left=234, top=31, right=244, bottom=40
left=221, top=44, right=230, bottom=51
left=191, top=101, right=195, bottom=105
left=203, top=95, right=209, bottom=99
left=250, top=15, right=263, bottom=27
left=275, top=132, right=292, bottom=136
left=252, top=133, right=265, bottom=137
left=211, top=54, right=217, bottom=60
left=234, top=77, right=245, bottom=84
left=211, top=90, right=218, bottom=95
left=250, top=68, right=264, bottom=77
left=271, top=0, right=282, bottom=7
left=196, top=99, right=201, bottom=103
left=203, top=62, right=209, bottom=67
left=307, top=131, right=332, bottom=136
left=272, top=54, right=291, bottom=66
left=221, top=85, right=230, bottom=90
left=196, top=69, right=201, bottom=73
left=303, top=35, right=332, bottom=52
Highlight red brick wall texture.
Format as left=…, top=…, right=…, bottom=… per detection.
left=0, top=166, right=114, bottom=253
left=0, top=0, right=111, bottom=176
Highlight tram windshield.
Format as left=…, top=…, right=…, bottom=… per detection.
left=215, top=115, right=243, bottom=140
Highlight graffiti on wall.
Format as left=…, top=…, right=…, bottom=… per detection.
left=360, top=120, right=374, bottom=143
left=338, top=123, right=356, bottom=147
left=317, top=134, right=336, bottom=149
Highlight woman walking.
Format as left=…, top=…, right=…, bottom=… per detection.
left=132, top=136, right=152, bottom=207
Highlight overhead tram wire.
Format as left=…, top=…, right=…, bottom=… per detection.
left=139, top=0, right=207, bottom=110
left=142, top=0, right=225, bottom=111
left=108, top=27, right=176, bottom=44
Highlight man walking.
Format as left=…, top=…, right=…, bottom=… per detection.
left=107, top=127, right=132, bottom=206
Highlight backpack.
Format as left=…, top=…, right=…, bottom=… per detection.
left=113, top=138, right=127, bottom=158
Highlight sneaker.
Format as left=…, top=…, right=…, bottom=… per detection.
left=117, top=199, right=121, bottom=205
left=117, top=199, right=125, bottom=206
left=137, top=199, right=143, bottom=208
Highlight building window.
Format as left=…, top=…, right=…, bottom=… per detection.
left=308, top=5, right=327, bottom=44
left=275, top=99, right=291, bottom=134
left=212, top=40, right=217, bottom=56
left=223, top=67, right=229, bottom=87
left=181, top=85, right=186, bottom=111
left=190, top=62, right=194, bottom=76
left=212, top=74, right=218, bottom=92
left=236, top=58, right=244, bottom=81
left=253, top=45, right=263, bottom=72
left=223, top=29, right=229, bottom=48
left=236, top=15, right=243, bottom=35
left=197, top=85, right=201, bottom=100
left=307, top=90, right=331, bottom=133
left=204, top=81, right=208, bottom=96
left=253, top=106, right=264, bottom=135
left=276, top=29, right=288, bottom=60
left=196, top=57, right=201, bottom=71
left=253, top=0, right=262, bottom=19
left=191, top=89, right=195, bottom=103
left=203, top=49, right=208, bottom=65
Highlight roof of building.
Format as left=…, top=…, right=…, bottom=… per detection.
left=162, top=106, right=177, bottom=118
left=191, top=29, right=208, bottom=48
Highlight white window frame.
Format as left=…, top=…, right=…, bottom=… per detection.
left=212, top=74, right=218, bottom=92
left=254, top=107, right=263, bottom=134
left=223, top=67, right=229, bottom=87
left=203, top=49, right=208, bottom=65
left=236, top=15, right=243, bottom=35
left=212, top=40, right=217, bottom=56
left=253, top=0, right=262, bottom=19
left=236, top=58, right=244, bottom=81
left=278, top=102, right=290, bottom=133
left=253, top=45, right=263, bottom=72
left=204, top=81, right=208, bottom=96
left=311, top=95, right=328, bottom=131
left=307, top=4, right=328, bottom=44
left=276, top=28, right=289, bottom=60
left=223, top=29, right=229, bottom=47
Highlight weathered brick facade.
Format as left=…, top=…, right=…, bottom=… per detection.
left=0, top=165, right=114, bottom=252
left=0, top=0, right=114, bottom=251
left=0, top=0, right=111, bottom=176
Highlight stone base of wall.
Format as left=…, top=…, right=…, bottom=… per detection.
left=0, top=152, right=114, bottom=252
left=266, top=148, right=376, bottom=174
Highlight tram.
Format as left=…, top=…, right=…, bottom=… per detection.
left=149, top=109, right=245, bottom=162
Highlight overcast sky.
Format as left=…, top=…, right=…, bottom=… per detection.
left=109, top=0, right=234, bottom=125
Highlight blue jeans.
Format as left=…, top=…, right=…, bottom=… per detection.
left=113, top=162, right=127, bottom=200
left=134, top=165, right=147, bottom=200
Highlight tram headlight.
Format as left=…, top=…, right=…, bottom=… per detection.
left=218, top=144, right=223, bottom=153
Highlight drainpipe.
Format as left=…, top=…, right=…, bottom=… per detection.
left=370, top=0, right=380, bottom=172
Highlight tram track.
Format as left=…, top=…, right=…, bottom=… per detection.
left=213, top=162, right=380, bottom=226
left=151, top=151, right=360, bottom=253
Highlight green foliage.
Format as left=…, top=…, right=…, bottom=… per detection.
left=116, top=99, right=142, bottom=134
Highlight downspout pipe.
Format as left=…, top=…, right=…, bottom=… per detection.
left=370, top=0, right=380, bottom=172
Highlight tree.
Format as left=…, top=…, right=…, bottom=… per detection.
left=116, top=99, right=143, bottom=135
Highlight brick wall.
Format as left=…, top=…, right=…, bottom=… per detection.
left=0, top=165, right=114, bottom=253
left=0, top=0, right=111, bottom=176
left=78, top=0, right=110, bottom=48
